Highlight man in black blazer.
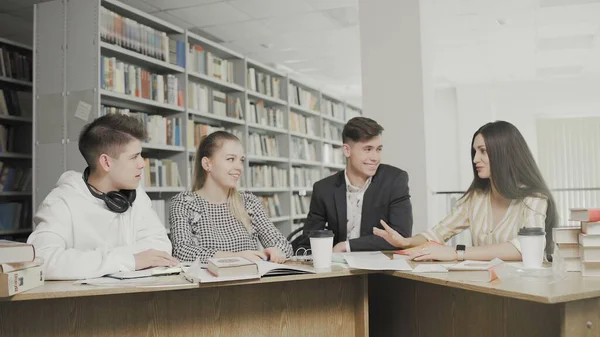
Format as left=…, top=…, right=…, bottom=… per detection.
left=297, top=117, right=413, bottom=252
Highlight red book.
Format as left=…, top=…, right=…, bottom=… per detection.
left=570, top=208, right=600, bottom=222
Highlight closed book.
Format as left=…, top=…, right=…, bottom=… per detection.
left=0, top=264, right=44, bottom=297
left=0, top=240, right=35, bottom=264
left=570, top=208, right=600, bottom=222
left=552, top=227, right=580, bottom=244
left=579, top=233, right=600, bottom=247
left=582, top=222, right=600, bottom=235
left=207, top=257, right=259, bottom=277
left=580, top=246, right=600, bottom=262
left=447, top=258, right=503, bottom=282
left=582, top=261, right=600, bottom=277
left=0, top=257, right=43, bottom=273
left=564, top=257, right=581, bottom=272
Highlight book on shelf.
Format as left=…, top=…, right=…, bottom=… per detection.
left=0, top=124, right=32, bottom=154
left=151, top=199, right=167, bottom=230
left=247, top=67, right=282, bottom=99
left=100, top=6, right=185, bottom=66
left=140, top=159, right=182, bottom=189
left=289, top=83, right=318, bottom=111
left=212, top=90, right=243, bottom=120
left=291, top=167, right=320, bottom=188
left=0, top=200, right=32, bottom=233
left=0, top=47, right=32, bottom=82
left=100, top=56, right=182, bottom=107
left=292, top=194, right=310, bottom=216
left=249, top=165, right=288, bottom=188
left=0, top=240, right=35, bottom=264
left=188, top=43, right=236, bottom=84
left=0, top=90, right=32, bottom=118
left=0, top=162, right=32, bottom=192
left=260, top=195, right=282, bottom=218
left=248, top=100, right=285, bottom=129
left=322, top=144, right=344, bottom=165
left=571, top=208, right=600, bottom=222
left=290, top=112, right=317, bottom=136
left=101, top=105, right=183, bottom=147
left=322, top=98, right=344, bottom=120
left=322, top=120, right=342, bottom=142
left=187, top=82, right=209, bottom=112
left=291, top=138, right=317, bottom=161
left=248, top=133, right=280, bottom=157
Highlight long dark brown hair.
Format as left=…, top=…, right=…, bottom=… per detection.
left=193, top=131, right=251, bottom=231
left=463, top=121, right=558, bottom=256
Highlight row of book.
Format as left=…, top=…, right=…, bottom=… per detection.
left=0, top=163, right=31, bottom=192
left=260, top=195, right=282, bottom=218
left=289, top=83, right=319, bottom=111
left=100, top=6, right=185, bottom=67
left=291, top=138, right=317, bottom=162
left=0, top=241, right=43, bottom=297
left=187, top=82, right=209, bottom=112
left=323, top=121, right=342, bottom=142
left=0, top=200, right=31, bottom=231
left=248, top=133, right=280, bottom=158
left=0, top=124, right=32, bottom=154
left=291, top=167, right=321, bottom=189
left=292, top=194, right=311, bottom=217
left=290, top=112, right=318, bottom=136
left=322, top=99, right=344, bottom=121
left=101, top=106, right=182, bottom=147
left=139, top=158, right=183, bottom=189
left=248, top=100, right=285, bottom=129
left=187, top=122, right=242, bottom=151
left=0, top=90, right=32, bottom=118
left=188, top=44, right=235, bottom=84
left=323, top=145, right=344, bottom=165
left=247, top=68, right=282, bottom=100
left=0, top=47, right=31, bottom=82
left=553, top=208, right=600, bottom=276
left=249, top=165, right=287, bottom=189
left=213, top=91, right=243, bottom=120
left=101, top=56, right=183, bottom=107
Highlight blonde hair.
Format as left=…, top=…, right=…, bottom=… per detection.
left=193, top=131, right=252, bottom=231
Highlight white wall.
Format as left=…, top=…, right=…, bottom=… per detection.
left=430, top=76, right=600, bottom=196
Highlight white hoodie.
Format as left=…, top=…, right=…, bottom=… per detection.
left=27, top=171, right=172, bottom=280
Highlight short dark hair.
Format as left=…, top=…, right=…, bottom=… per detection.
left=342, top=117, right=384, bottom=143
left=78, top=113, right=146, bottom=170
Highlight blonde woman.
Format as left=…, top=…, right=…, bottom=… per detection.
left=170, top=131, right=292, bottom=263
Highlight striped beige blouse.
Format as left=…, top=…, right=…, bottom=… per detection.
left=421, top=191, right=548, bottom=252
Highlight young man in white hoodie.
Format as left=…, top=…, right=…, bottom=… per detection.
left=28, top=113, right=177, bottom=280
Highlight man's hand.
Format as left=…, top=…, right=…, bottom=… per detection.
left=134, top=249, right=179, bottom=270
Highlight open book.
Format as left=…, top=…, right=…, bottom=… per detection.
left=185, top=260, right=314, bottom=283
left=446, top=258, right=504, bottom=282
left=106, top=266, right=183, bottom=280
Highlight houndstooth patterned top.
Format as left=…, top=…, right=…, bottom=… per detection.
left=170, top=191, right=293, bottom=263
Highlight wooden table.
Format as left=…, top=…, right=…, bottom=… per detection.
left=3, top=263, right=600, bottom=337
left=369, top=267, right=600, bottom=337
left=0, top=266, right=370, bottom=337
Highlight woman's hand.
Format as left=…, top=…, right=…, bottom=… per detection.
left=237, top=250, right=268, bottom=261
left=264, top=247, right=286, bottom=264
left=410, top=244, right=457, bottom=262
left=373, top=220, right=411, bottom=248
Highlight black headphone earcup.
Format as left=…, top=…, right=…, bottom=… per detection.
left=105, top=191, right=131, bottom=213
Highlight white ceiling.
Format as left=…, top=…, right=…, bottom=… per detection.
left=2, top=0, right=600, bottom=104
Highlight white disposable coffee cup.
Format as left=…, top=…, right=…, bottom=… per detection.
left=309, top=230, right=334, bottom=271
left=518, top=227, right=545, bottom=269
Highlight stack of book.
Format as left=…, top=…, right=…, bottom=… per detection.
left=574, top=208, right=600, bottom=276
left=553, top=208, right=600, bottom=274
left=0, top=240, right=44, bottom=297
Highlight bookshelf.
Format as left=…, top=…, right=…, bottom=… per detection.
left=0, top=37, right=33, bottom=240
left=33, top=0, right=362, bottom=236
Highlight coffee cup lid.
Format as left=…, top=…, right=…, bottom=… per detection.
left=308, top=230, right=334, bottom=238
left=518, top=227, right=545, bottom=236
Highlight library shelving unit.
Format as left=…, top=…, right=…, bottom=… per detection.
left=34, top=0, right=362, bottom=236
left=0, top=38, right=33, bottom=241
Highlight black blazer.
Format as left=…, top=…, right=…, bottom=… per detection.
left=297, top=164, right=413, bottom=252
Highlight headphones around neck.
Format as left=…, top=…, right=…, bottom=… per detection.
left=83, top=167, right=136, bottom=213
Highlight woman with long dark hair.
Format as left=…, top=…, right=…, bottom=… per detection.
left=374, top=121, right=558, bottom=261
left=169, top=131, right=292, bottom=263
